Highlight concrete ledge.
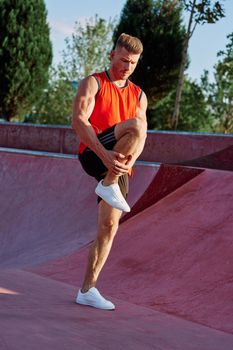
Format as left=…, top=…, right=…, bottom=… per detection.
left=0, top=122, right=77, bottom=154
left=1, top=121, right=233, bottom=163
left=142, top=130, right=233, bottom=162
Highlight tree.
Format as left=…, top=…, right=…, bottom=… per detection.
left=148, top=77, right=212, bottom=131
left=201, top=32, right=233, bottom=133
left=171, top=0, right=225, bottom=130
left=113, top=0, right=186, bottom=105
left=61, top=15, right=116, bottom=81
left=25, top=15, right=115, bottom=125
left=0, top=0, right=52, bottom=121
left=24, top=66, right=75, bottom=125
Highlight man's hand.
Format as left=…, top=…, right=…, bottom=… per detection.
left=102, top=150, right=131, bottom=176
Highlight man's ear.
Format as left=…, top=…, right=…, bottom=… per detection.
left=110, top=50, right=115, bottom=60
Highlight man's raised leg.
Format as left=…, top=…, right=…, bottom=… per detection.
left=96, top=117, right=147, bottom=211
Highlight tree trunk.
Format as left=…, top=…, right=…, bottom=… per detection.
left=171, top=0, right=197, bottom=130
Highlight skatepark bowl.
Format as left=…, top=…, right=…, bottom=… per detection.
left=0, top=122, right=233, bottom=350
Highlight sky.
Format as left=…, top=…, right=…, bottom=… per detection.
left=44, top=0, right=233, bottom=83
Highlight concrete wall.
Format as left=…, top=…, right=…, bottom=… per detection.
left=0, top=122, right=76, bottom=154
left=141, top=131, right=233, bottom=162
left=1, top=121, right=233, bottom=162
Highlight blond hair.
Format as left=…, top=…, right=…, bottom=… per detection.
left=115, top=33, right=143, bottom=55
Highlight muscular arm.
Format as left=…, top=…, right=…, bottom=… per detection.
left=133, top=91, right=148, bottom=155
left=72, top=76, right=109, bottom=161
left=136, top=91, right=148, bottom=123
left=72, top=76, right=129, bottom=174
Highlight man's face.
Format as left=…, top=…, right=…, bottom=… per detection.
left=110, top=46, right=140, bottom=81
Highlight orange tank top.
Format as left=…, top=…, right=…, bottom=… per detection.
left=78, top=71, right=142, bottom=154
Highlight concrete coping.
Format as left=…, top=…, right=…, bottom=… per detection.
left=0, top=147, right=161, bottom=167
left=1, top=121, right=233, bottom=138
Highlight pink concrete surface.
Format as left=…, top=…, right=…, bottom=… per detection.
left=1, top=269, right=232, bottom=350
left=175, top=145, right=233, bottom=171
left=0, top=122, right=77, bottom=154
left=1, top=148, right=233, bottom=349
left=121, top=163, right=203, bottom=222
left=31, top=168, right=233, bottom=336
left=0, top=151, right=157, bottom=268
left=141, top=130, right=233, bottom=163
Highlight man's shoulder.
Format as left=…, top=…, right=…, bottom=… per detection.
left=91, top=71, right=106, bottom=79
left=91, top=71, right=108, bottom=90
left=128, top=79, right=142, bottom=96
left=78, top=75, right=99, bottom=95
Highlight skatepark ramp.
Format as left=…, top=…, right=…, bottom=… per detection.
left=0, top=140, right=233, bottom=349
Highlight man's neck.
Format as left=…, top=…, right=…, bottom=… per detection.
left=106, top=70, right=127, bottom=88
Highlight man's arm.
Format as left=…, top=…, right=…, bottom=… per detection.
left=72, top=76, right=129, bottom=174
left=136, top=91, right=148, bottom=123
left=72, top=76, right=108, bottom=161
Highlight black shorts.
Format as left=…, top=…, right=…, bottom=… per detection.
left=79, top=125, right=129, bottom=202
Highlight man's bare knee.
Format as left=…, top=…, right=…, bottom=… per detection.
left=133, top=117, right=147, bottom=137
left=99, top=217, right=119, bottom=233
left=97, top=219, right=118, bottom=245
left=116, top=118, right=147, bottom=141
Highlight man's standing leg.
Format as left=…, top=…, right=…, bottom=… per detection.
left=76, top=201, right=121, bottom=310
left=82, top=201, right=121, bottom=291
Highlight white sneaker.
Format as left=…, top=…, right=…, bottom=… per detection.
left=95, top=180, right=131, bottom=212
left=76, top=287, right=115, bottom=310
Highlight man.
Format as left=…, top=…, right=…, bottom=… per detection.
left=72, top=33, right=147, bottom=310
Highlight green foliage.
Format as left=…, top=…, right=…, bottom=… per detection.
left=0, top=0, right=52, bottom=120
left=148, top=77, right=212, bottom=131
left=113, top=0, right=186, bottom=104
left=171, top=0, right=225, bottom=130
left=182, top=0, right=225, bottom=26
left=200, top=33, right=233, bottom=133
left=24, top=66, right=75, bottom=125
left=61, top=15, right=116, bottom=81
left=24, top=15, right=115, bottom=125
